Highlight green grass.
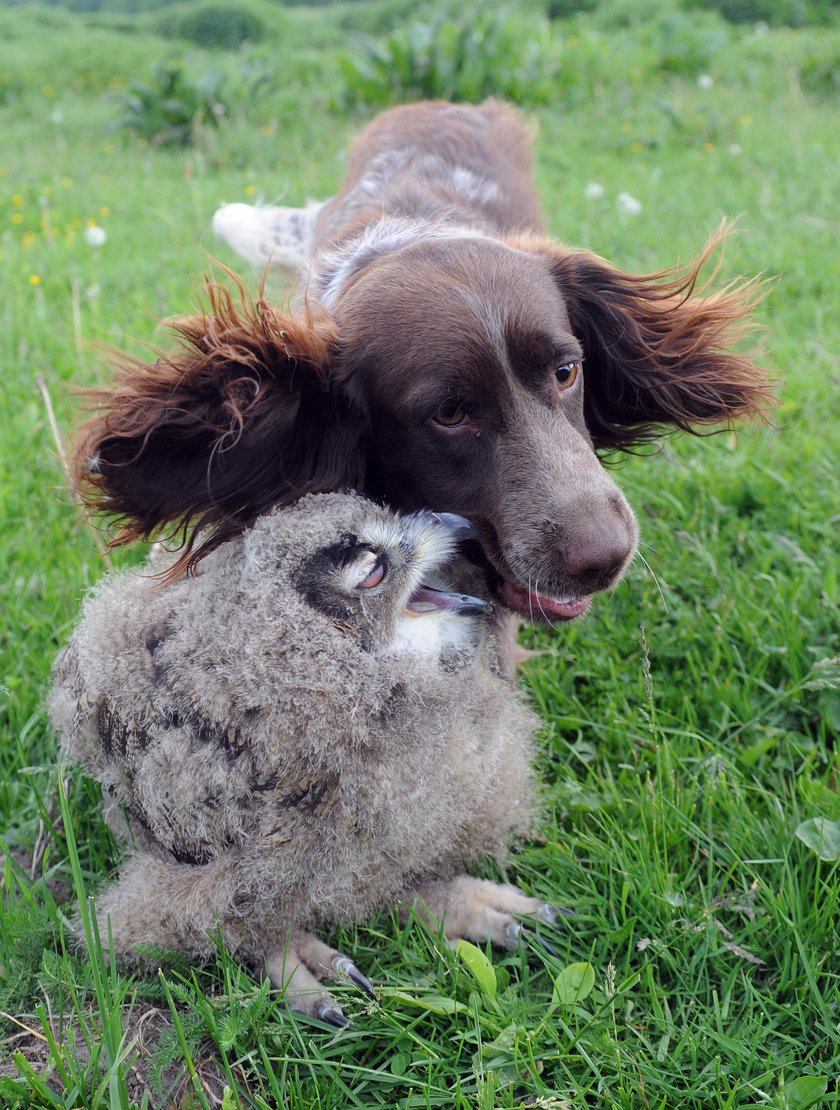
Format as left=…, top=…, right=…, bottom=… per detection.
left=1, top=1, right=839, bottom=1106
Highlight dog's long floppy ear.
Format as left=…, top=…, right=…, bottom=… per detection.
left=72, top=277, right=365, bottom=571
left=539, top=229, right=773, bottom=450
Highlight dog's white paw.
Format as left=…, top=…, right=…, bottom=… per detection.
left=212, top=199, right=326, bottom=271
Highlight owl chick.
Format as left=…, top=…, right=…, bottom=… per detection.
left=50, top=492, right=552, bottom=1025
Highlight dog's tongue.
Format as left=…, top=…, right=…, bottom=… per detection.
left=501, top=580, right=592, bottom=620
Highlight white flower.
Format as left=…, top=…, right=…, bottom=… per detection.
left=49, top=108, right=64, bottom=125
left=697, top=74, right=714, bottom=90
left=729, top=143, right=742, bottom=156
left=616, top=192, right=642, bottom=216
left=84, top=225, right=107, bottom=247
left=585, top=182, right=605, bottom=199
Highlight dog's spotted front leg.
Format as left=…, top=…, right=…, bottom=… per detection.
left=405, top=876, right=567, bottom=949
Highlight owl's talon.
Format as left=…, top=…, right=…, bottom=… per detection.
left=521, top=926, right=559, bottom=958
left=332, top=955, right=378, bottom=1000
left=536, top=902, right=558, bottom=924
left=504, top=920, right=523, bottom=946
left=316, top=1001, right=350, bottom=1028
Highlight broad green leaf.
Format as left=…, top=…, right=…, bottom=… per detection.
left=552, top=961, right=596, bottom=1007
left=794, top=817, right=840, bottom=861
left=774, top=1074, right=828, bottom=1109
left=456, top=939, right=497, bottom=999
left=389, top=1052, right=408, bottom=1077
left=386, top=991, right=468, bottom=1015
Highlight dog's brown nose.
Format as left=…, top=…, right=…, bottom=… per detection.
left=559, top=513, right=634, bottom=591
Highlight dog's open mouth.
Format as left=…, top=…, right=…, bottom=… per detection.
left=456, top=537, right=593, bottom=623
left=498, top=580, right=592, bottom=621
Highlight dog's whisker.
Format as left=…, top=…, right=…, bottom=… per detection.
left=532, top=575, right=551, bottom=625
left=634, top=550, right=668, bottom=613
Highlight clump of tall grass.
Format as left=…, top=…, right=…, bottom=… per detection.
left=158, top=3, right=267, bottom=50
left=108, top=58, right=274, bottom=147
left=339, top=6, right=560, bottom=107
left=109, top=60, right=226, bottom=146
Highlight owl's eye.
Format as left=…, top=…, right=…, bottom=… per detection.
left=359, top=561, right=386, bottom=589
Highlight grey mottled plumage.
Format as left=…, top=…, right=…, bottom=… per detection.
left=50, top=493, right=548, bottom=1020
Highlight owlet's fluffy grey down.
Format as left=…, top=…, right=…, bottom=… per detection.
left=50, top=492, right=553, bottom=1024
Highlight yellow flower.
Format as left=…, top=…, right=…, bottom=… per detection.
left=245, top=185, right=257, bottom=196
left=29, top=274, right=42, bottom=286
left=11, top=212, right=23, bottom=225
left=22, top=231, right=36, bottom=249
left=99, top=206, right=111, bottom=218
left=11, top=193, right=23, bottom=207
left=704, top=142, right=716, bottom=153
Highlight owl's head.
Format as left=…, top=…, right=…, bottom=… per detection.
left=242, top=493, right=490, bottom=657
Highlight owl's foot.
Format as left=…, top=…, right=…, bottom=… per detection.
left=406, top=875, right=568, bottom=949
left=265, top=931, right=375, bottom=1027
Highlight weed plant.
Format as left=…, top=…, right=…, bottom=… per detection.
left=0, top=0, right=838, bottom=1106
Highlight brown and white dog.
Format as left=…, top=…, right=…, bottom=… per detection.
left=74, top=100, right=769, bottom=667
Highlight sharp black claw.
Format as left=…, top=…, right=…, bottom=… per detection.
left=317, top=1003, right=350, bottom=1029
left=332, top=955, right=378, bottom=1001
left=519, top=925, right=560, bottom=959
left=347, top=964, right=378, bottom=1001
left=532, top=931, right=560, bottom=958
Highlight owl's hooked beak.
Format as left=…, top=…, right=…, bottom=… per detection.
left=404, top=586, right=491, bottom=618
left=401, top=511, right=490, bottom=619
left=427, top=512, right=481, bottom=542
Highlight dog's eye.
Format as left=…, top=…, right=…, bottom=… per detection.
left=555, top=360, right=581, bottom=391
left=433, top=400, right=469, bottom=427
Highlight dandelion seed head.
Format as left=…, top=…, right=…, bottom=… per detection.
left=697, top=74, right=714, bottom=90
left=84, top=225, right=107, bottom=247
left=617, top=191, right=642, bottom=216
left=585, top=182, right=605, bottom=199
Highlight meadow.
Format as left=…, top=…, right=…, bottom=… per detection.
left=0, top=0, right=839, bottom=1106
